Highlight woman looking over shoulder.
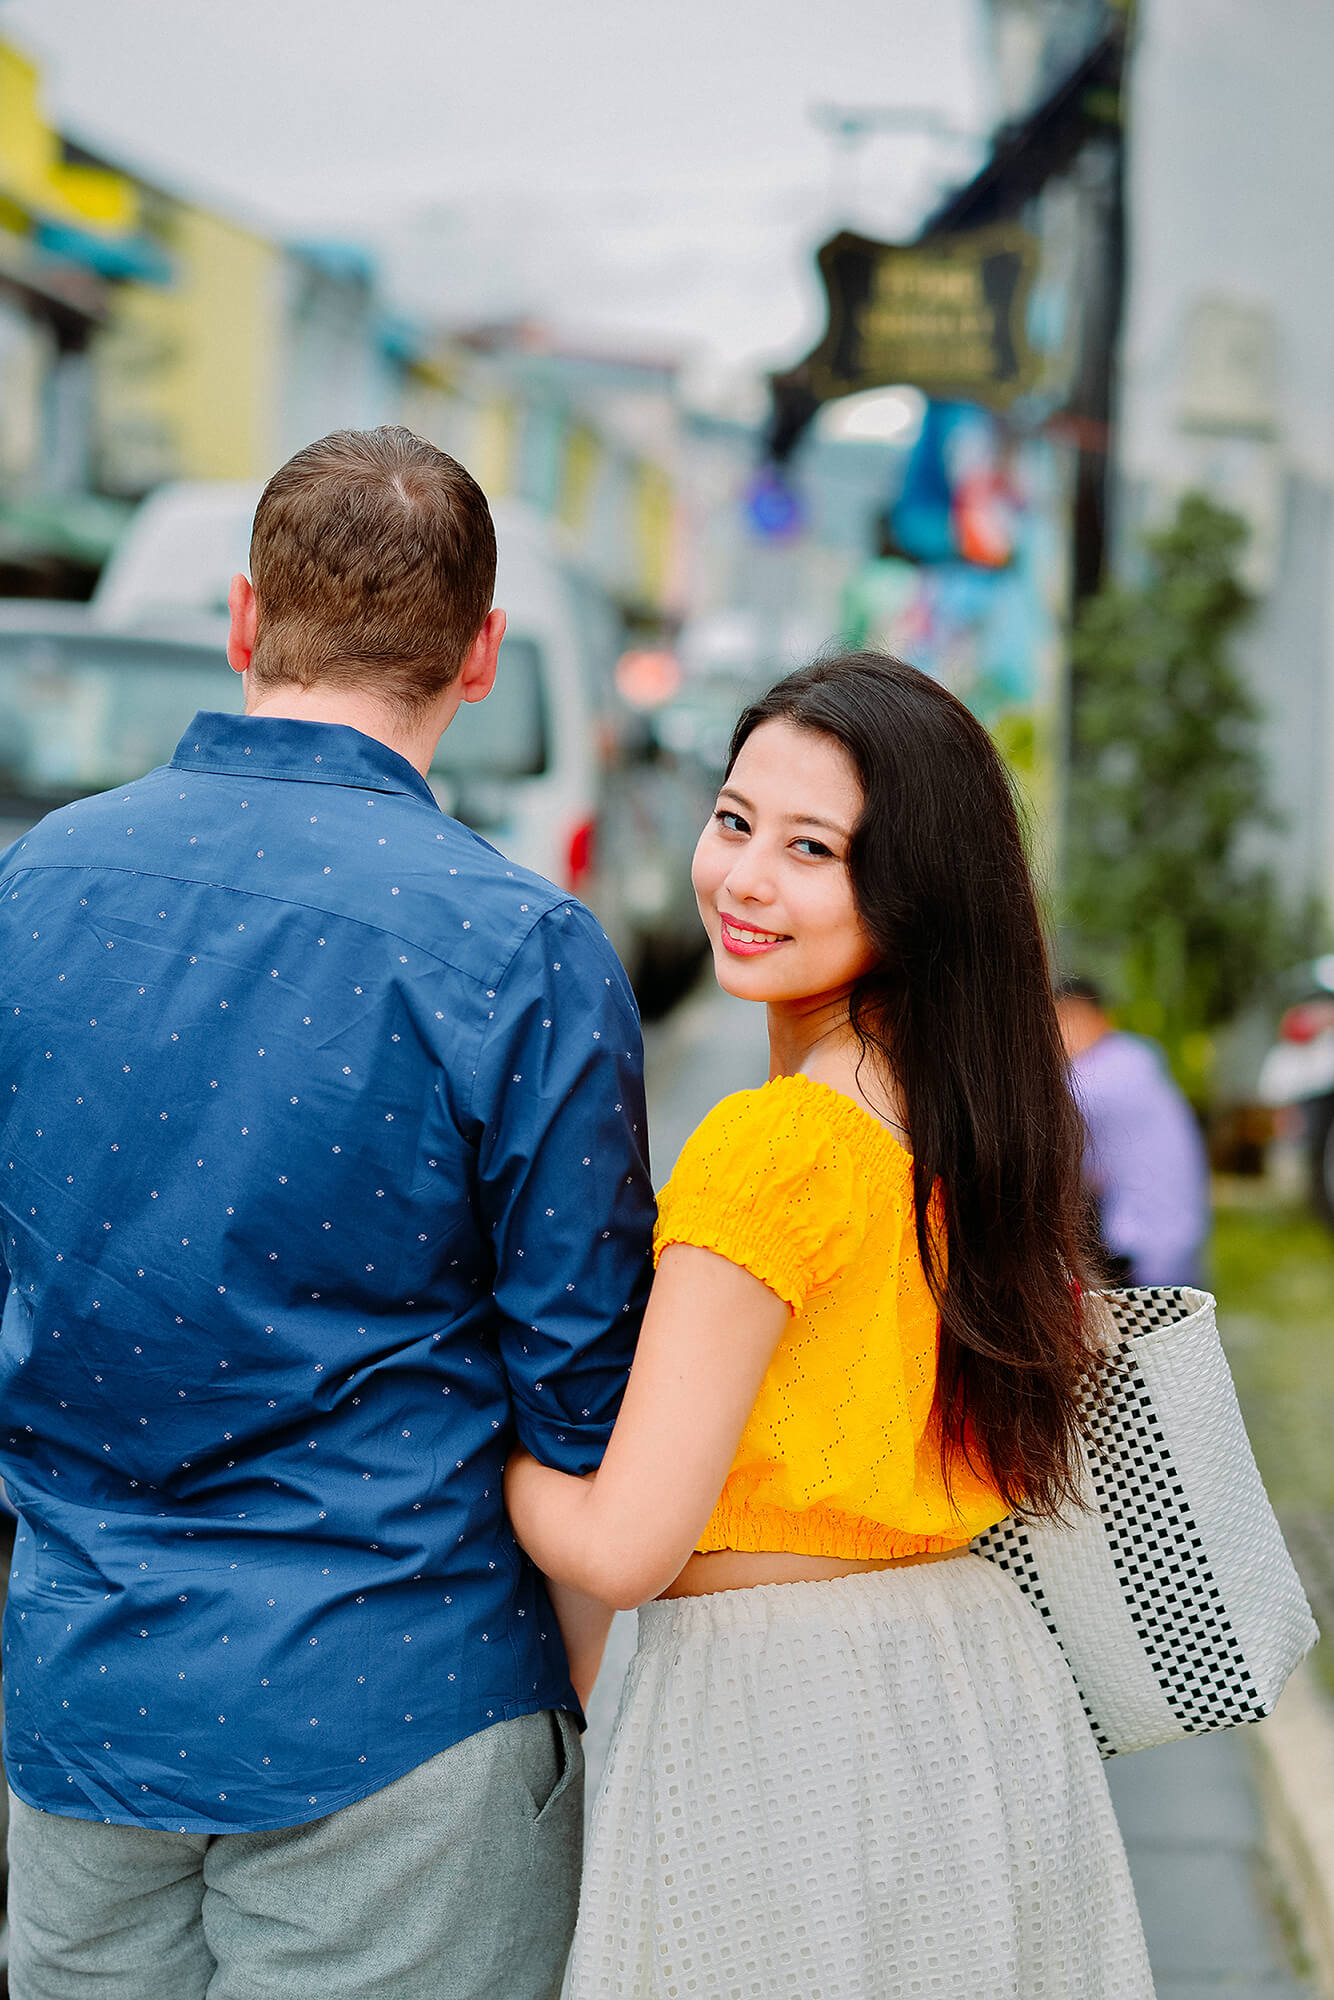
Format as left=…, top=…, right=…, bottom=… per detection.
left=506, top=654, right=1152, bottom=1999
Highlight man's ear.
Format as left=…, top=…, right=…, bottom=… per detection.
left=458, top=607, right=506, bottom=705
left=227, top=573, right=258, bottom=674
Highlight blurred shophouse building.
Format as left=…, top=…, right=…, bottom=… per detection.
left=396, top=322, right=685, bottom=626
left=1114, top=0, right=1334, bottom=909
left=988, top=0, right=1334, bottom=909
left=0, top=33, right=685, bottom=624
left=0, top=39, right=145, bottom=588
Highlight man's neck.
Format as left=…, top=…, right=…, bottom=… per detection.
left=241, top=678, right=459, bottom=778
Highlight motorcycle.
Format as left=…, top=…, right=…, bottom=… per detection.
left=1256, top=955, right=1334, bottom=1227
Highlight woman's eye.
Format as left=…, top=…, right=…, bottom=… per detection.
left=714, top=809, right=749, bottom=834
left=793, top=837, right=834, bottom=858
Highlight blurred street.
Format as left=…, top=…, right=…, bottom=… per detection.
left=578, top=973, right=1317, bottom=1999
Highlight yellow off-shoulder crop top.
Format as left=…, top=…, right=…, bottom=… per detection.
left=653, top=1072, right=1010, bottom=1560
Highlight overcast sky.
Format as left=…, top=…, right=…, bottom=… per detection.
left=1, top=0, right=990, bottom=380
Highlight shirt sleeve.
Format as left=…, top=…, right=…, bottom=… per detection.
left=472, top=900, right=655, bottom=1474
left=653, top=1083, right=874, bottom=1312
left=0, top=842, right=14, bottom=1318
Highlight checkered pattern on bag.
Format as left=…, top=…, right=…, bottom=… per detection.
left=973, top=1286, right=1268, bottom=1754
left=1085, top=1295, right=1266, bottom=1734
left=1101, top=1285, right=1195, bottom=1335
left=970, top=1515, right=1118, bottom=1755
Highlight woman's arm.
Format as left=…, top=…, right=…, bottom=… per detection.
left=505, top=1244, right=789, bottom=1610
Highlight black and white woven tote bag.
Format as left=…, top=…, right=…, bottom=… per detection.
left=970, top=1285, right=1319, bottom=1757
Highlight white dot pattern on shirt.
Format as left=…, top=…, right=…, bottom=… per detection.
left=1, top=767, right=652, bottom=1831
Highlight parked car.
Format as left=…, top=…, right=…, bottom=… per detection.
left=0, top=592, right=602, bottom=885
left=0, top=614, right=241, bottom=850
left=1256, top=954, right=1334, bottom=1227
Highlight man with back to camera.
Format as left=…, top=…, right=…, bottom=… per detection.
left=0, top=427, right=655, bottom=1999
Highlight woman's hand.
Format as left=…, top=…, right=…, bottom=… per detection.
left=544, top=1580, right=613, bottom=1708
left=506, top=1453, right=612, bottom=1701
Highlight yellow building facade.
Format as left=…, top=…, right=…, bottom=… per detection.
left=1, top=35, right=286, bottom=501
left=93, top=202, right=284, bottom=493
left=0, top=41, right=137, bottom=239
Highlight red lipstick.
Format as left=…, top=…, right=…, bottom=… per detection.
left=719, top=912, right=790, bottom=957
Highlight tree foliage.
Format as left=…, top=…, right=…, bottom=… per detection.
left=1064, top=492, right=1287, bottom=1098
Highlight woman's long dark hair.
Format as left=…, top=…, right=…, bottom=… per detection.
left=728, top=653, right=1099, bottom=1519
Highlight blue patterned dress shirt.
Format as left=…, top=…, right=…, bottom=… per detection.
left=0, top=711, right=655, bottom=1832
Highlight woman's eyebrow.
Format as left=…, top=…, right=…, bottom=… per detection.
left=717, top=787, right=849, bottom=839
left=790, top=814, right=850, bottom=838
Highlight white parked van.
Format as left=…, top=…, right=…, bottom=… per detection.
left=90, top=481, right=259, bottom=629
left=434, top=499, right=604, bottom=905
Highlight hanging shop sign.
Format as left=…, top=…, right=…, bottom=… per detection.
left=780, top=224, right=1040, bottom=415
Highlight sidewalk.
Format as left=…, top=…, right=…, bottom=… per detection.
left=1107, top=1730, right=1313, bottom=1998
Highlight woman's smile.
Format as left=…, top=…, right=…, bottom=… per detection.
left=719, top=913, right=791, bottom=955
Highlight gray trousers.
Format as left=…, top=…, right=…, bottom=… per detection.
left=6, top=1709, right=582, bottom=2000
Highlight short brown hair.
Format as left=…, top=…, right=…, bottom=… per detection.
left=247, top=427, right=496, bottom=712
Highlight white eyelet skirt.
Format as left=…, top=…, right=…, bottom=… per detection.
left=563, top=1555, right=1153, bottom=1999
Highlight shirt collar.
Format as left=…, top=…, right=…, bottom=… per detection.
left=169, top=711, right=440, bottom=810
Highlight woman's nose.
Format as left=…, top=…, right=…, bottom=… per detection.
left=723, top=848, right=775, bottom=905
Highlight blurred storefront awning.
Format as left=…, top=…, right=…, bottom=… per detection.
left=34, top=219, right=172, bottom=286
left=0, top=229, right=107, bottom=329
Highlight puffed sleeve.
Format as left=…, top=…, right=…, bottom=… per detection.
left=653, top=1077, right=877, bottom=1312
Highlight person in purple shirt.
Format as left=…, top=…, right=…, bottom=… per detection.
left=1055, top=977, right=1211, bottom=1288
